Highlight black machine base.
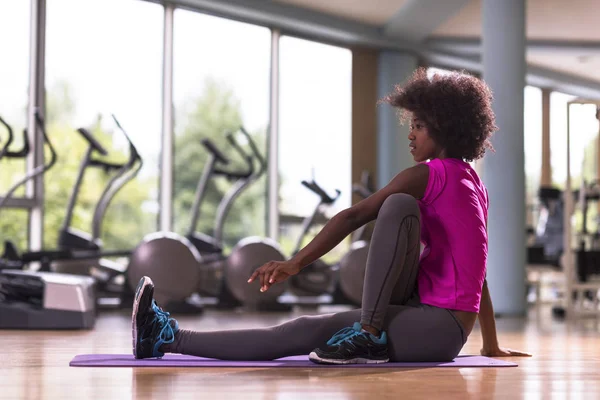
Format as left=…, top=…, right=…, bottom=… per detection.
left=0, top=302, right=96, bottom=330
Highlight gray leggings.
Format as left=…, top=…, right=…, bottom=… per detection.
left=163, top=194, right=467, bottom=362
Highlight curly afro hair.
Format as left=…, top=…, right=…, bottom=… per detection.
left=382, top=67, right=498, bottom=162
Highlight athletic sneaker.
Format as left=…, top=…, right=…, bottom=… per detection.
left=308, top=322, right=389, bottom=364
left=132, top=276, right=179, bottom=359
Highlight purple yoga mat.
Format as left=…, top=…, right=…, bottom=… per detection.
left=69, top=354, right=517, bottom=368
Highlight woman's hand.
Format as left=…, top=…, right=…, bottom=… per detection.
left=480, top=345, right=532, bottom=357
left=248, top=260, right=302, bottom=292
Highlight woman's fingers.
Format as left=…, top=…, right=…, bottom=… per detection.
left=248, top=261, right=286, bottom=292
left=269, top=270, right=287, bottom=284
left=263, top=263, right=281, bottom=291
left=248, top=263, right=267, bottom=283
left=509, top=349, right=532, bottom=357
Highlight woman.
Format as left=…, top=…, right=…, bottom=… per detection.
left=131, top=68, right=532, bottom=364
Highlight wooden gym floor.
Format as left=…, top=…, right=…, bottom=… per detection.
left=1, top=304, right=600, bottom=400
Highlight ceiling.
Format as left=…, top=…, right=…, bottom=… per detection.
left=275, top=0, right=408, bottom=26
left=273, top=0, right=600, bottom=83
left=434, top=0, right=600, bottom=41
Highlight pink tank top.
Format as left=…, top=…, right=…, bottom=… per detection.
left=417, top=158, right=489, bottom=313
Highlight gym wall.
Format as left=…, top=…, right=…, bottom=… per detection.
left=351, top=47, right=379, bottom=204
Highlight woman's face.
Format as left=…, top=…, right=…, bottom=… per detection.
left=408, top=116, right=443, bottom=162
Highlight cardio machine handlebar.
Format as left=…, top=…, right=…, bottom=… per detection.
left=0, top=115, right=14, bottom=159
left=76, top=128, right=109, bottom=156
left=0, top=110, right=58, bottom=213
left=112, top=114, right=142, bottom=166
left=219, top=132, right=254, bottom=179
left=201, top=138, right=229, bottom=165
left=226, top=132, right=252, bottom=167
left=202, top=133, right=256, bottom=181
left=88, top=115, right=143, bottom=172
left=239, top=126, right=266, bottom=175
left=91, top=115, right=144, bottom=240
left=301, top=180, right=341, bottom=205
left=0, top=115, right=30, bottom=159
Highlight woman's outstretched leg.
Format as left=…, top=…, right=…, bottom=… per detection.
left=132, top=276, right=361, bottom=360
left=132, top=194, right=421, bottom=363
left=309, top=193, right=421, bottom=364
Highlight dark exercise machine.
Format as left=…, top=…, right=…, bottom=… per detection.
left=1, top=113, right=142, bottom=314
left=283, top=170, right=375, bottom=307
left=285, top=179, right=342, bottom=303
left=48, top=115, right=142, bottom=307
left=527, top=182, right=600, bottom=318
left=127, top=128, right=290, bottom=313
left=0, top=111, right=96, bottom=329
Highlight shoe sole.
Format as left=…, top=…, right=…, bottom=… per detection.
left=132, top=276, right=154, bottom=359
left=308, top=351, right=389, bottom=365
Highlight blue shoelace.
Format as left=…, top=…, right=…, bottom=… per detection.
left=151, top=301, right=176, bottom=344
left=152, top=300, right=170, bottom=317
left=327, top=325, right=362, bottom=346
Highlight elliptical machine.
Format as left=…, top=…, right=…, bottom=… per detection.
left=0, top=110, right=56, bottom=256
left=285, top=170, right=375, bottom=307
left=50, top=115, right=142, bottom=306
left=0, top=114, right=34, bottom=202
left=1, top=115, right=142, bottom=308
left=286, top=180, right=341, bottom=302
left=127, top=128, right=289, bottom=312
left=0, top=111, right=96, bottom=329
left=336, top=170, right=375, bottom=306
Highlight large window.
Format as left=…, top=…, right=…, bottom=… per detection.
left=524, top=86, right=542, bottom=226
left=549, top=92, right=599, bottom=234
left=550, top=91, right=578, bottom=189
left=0, top=1, right=32, bottom=250
left=278, top=36, right=352, bottom=261
left=172, top=10, right=271, bottom=249
left=44, top=0, right=163, bottom=250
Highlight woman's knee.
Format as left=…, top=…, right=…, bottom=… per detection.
left=378, top=193, right=420, bottom=221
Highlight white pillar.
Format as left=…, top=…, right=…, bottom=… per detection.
left=159, top=4, right=174, bottom=231
left=28, top=0, right=46, bottom=252
left=268, top=29, right=280, bottom=241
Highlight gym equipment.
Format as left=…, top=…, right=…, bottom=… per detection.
left=336, top=171, right=376, bottom=306
left=0, top=269, right=96, bottom=329
left=285, top=171, right=375, bottom=306
left=0, top=115, right=11, bottom=159
left=0, top=110, right=37, bottom=210
left=1, top=115, right=139, bottom=262
left=0, top=111, right=53, bottom=213
left=69, top=353, right=518, bottom=368
left=0, top=111, right=97, bottom=330
left=525, top=187, right=567, bottom=306
left=527, top=187, right=564, bottom=267
left=127, top=128, right=288, bottom=311
left=573, top=180, right=600, bottom=282
left=185, top=129, right=258, bottom=309
left=50, top=115, right=142, bottom=306
left=556, top=99, right=600, bottom=318
left=126, top=131, right=252, bottom=311
left=0, top=114, right=29, bottom=161
left=51, top=115, right=141, bottom=275
left=0, top=114, right=141, bottom=309
left=287, top=180, right=341, bottom=297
